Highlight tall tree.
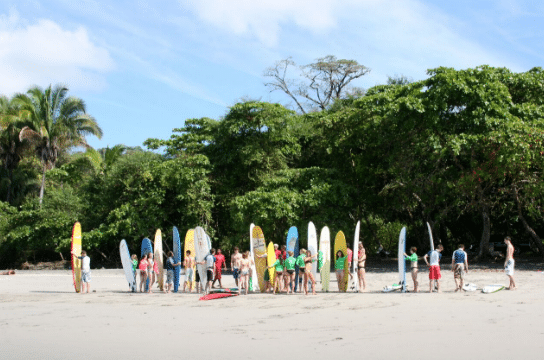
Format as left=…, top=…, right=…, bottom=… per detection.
left=264, top=56, right=370, bottom=114
left=14, top=84, right=103, bottom=205
left=0, top=95, right=30, bottom=204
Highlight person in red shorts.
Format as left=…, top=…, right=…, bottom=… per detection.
left=212, top=248, right=227, bottom=289
left=424, top=244, right=444, bottom=293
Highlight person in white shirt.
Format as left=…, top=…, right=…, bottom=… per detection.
left=424, top=244, right=443, bottom=293
left=451, top=244, right=469, bottom=292
left=72, top=250, right=91, bottom=294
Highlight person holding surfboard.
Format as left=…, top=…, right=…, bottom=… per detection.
left=303, top=250, right=317, bottom=295
left=147, top=253, right=155, bottom=293
left=71, top=250, right=91, bottom=294
left=335, top=250, right=347, bottom=292
left=138, top=256, right=148, bottom=292
left=424, top=244, right=443, bottom=293
left=183, top=250, right=195, bottom=292
left=165, top=251, right=182, bottom=293
left=451, top=244, right=469, bottom=292
left=267, top=255, right=284, bottom=294
left=357, top=242, right=367, bottom=292
left=504, top=237, right=517, bottom=290
left=196, top=248, right=216, bottom=294
left=404, top=247, right=419, bottom=292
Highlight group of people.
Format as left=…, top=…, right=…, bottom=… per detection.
left=74, top=236, right=517, bottom=295
left=403, top=236, right=517, bottom=292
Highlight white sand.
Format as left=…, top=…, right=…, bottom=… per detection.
left=1, top=267, right=543, bottom=359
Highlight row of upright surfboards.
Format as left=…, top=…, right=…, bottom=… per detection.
left=249, top=221, right=362, bottom=293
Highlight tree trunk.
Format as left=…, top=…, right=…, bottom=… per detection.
left=512, top=185, right=544, bottom=256
left=38, top=163, right=46, bottom=206
left=477, top=204, right=491, bottom=259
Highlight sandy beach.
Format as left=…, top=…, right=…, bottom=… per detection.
left=1, top=264, right=543, bottom=360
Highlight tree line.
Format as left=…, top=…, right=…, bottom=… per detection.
left=1, top=62, right=544, bottom=268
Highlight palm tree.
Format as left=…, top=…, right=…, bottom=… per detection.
left=0, top=95, right=30, bottom=204
left=14, top=84, right=103, bottom=205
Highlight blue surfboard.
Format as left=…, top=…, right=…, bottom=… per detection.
left=286, top=226, right=299, bottom=292
left=173, top=226, right=181, bottom=293
left=141, top=238, right=153, bottom=292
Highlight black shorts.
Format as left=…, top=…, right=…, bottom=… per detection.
left=299, top=268, right=305, bottom=273
left=264, top=269, right=270, bottom=282
left=287, top=270, right=295, bottom=275
left=195, top=270, right=200, bottom=282
left=207, top=269, right=214, bottom=280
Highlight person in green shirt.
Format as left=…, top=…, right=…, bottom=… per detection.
left=404, top=246, right=419, bottom=292
left=131, top=254, right=138, bottom=283
left=295, top=250, right=307, bottom=293
left=284, top=251, right=296, bottom=294
left=267, top=257, right=284, bottom=294
left=335, top=250, right=347, bottom=292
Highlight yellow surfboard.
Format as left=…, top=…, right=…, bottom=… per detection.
left=154, top=229, right=164, bottom=291
left=184, top=229, right=196, bottom=290
left=71, top=222, right=82, bottom=293
left=251, top=226, right=267, bottom=292
left=334, top=231, right=348, bottom=292
left=267, top=242, right=276, bottom=288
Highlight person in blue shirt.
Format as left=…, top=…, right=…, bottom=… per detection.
left=452, top=244, right=469, bottom=292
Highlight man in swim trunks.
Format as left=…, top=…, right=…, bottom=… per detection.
left=197, top=248, right=216, bottom=294
left=165, top=251, right=181, bottom=293
left=183, top=250, right=195, bottom=292
left=231, top=246, right=242, bottom=287
left=212, top=248, right=227, bottom=288
left=424, top=244, right=443, bottom=293
left=451, top=244, right=468, bottom=292
left=504, top=237, right=517, bottom=290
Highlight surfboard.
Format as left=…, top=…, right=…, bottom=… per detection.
left=154, top=229, right=164, bottom=291
left=249, top=223, right=258, bottom=292
left=427, top=222, right=434, bottom=251
left=398, top=227, right=407, bottom=292
left=71, top=222, right=82, bottom=293
left=199, top=292, right=239, bottom=301
left=195, top=226, right=211, bottom=291
left=251, top=226, right=267, bottom=292
left=307, top=222, right=318, bottom=285
left=352, top=221, right=360, bottom=292
left=267, top=242, right=276, bottom=289
left=285, top=226, right=299, bottom=292
left=482, top=284, right=505, bottom=293
left=382, top=284, right=403, bottom=292
left=334, top=231, right=348, bottom=292
left=209, top=287, right=239, bottom=294
left=141, top=238, right=153, bottom=291
left=462, top=283, right=477, bottom=292
left=183, top=228, right=196, bottom=290
left=173, top=227, right=182, bottom=292
left=319, top=226, right=331, bottom=292
left=119, top=240, right=136, bottom=292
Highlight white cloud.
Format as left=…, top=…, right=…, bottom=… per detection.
left=0, top=9, right=114, bottom=95
left=182, top=0, right=336, bottom=47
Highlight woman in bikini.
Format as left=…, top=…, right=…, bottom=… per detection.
left=147, top=252, right=155, bottom=293
left=239, top=251, right=251, bottom=295
left=335, top=250, right=347, bottom=292
left=303, top=250, right=317, bottom=295
left=357, top=242, right=367, bottom=292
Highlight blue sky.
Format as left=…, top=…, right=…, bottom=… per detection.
left=1, top=0, right=542, bottom=149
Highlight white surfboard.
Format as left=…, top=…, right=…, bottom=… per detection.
left=119, top=240, right=136, bottom=292
left=352, top=221, right=360, bottom=292
left=398, top=227, right=407, bottom=292
left=307, top=222, right=318, bottom=282
left=249, top=223, right=258, bottom=292
left=382, top=284, right=402, bottom=292
left=462, top=283, right=477, bottom=292
left=427, top=222, right=434, bottom=251
left=482, top=284, right=505, bottom=293
left=194, top=226, right=211, bottom=292
left=319, top=226, right=331, bottom=291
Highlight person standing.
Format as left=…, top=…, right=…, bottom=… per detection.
left=197, top=248, right=216, bottom=294
left=504, top=237, right=517, bottom=290
left=295, top=249, right=307, bottom=293
left=303, top=250, right=317, bottom=295
left=183, top=250, right=195, bottom=292
left=424, top=244, right=443, bottom=293
left=404, top=247, right=419, bottom=292
left=284, top=251, right=296, bottom=294
left=451, top=244, right=468, bottom=292
left=72, top=250, right=91, bottom=294
left=346, top=246, right=353, bottom=281
left=238, top=252, right=251, bottom=295
left=335, top=250, right=347, bottom=292
left=212, top=249, right=227, bottom=288
left=231, top=247, right=242, bottom=287
left=357, top=242, right=367, bottom=292
left=165, top=251, right=181, bottom=293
